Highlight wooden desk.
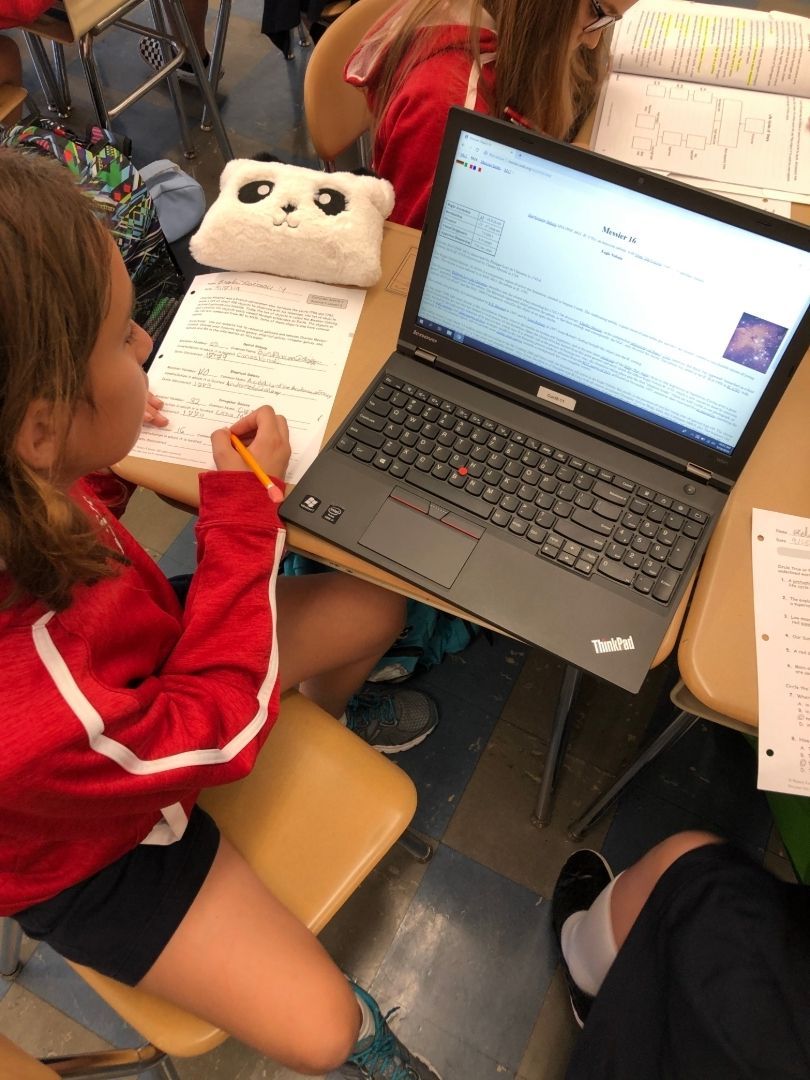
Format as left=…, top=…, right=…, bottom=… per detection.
left=116, top=220, right=689, bottom=665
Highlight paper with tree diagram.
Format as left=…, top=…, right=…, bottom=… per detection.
left=592, top=0, right=810, bottom=207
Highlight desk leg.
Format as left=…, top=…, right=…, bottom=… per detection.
left=533, top=664, right=582, bottom=829
left=567, top=709, right=698, bottom=840
left=0, top=918, right=22, bottom=979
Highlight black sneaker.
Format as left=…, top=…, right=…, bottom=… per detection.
left=138, top=36, right=223, bottom=83
left=551, top=848, right=614, bottom=1028
left=345, top=688, right=438, bottom=754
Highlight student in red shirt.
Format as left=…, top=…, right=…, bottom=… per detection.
left=0, top=150, right=440, bottom=1080
left=345, top=0, right=638, bottom=230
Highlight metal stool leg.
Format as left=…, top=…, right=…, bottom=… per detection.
left=149, top=0, right=196, bottom=158
left=78, top=32, right=111, bottom=127
left=51, top=41, right=72, bottom=115
left=568, top=709, right=699, bottom=839
left=0, top=918, right=23, bottom=978
left=201, top=0, right=231, bottom=132
left=533, top=663, right=582, bottom=828
left=24, top=32, right=66, bottom=115
left=164, top=0, right=233, bottom=159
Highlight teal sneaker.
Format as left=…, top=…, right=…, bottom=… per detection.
left=341, top=984, right=442, bottom=1080
left=345, top=689, right=438, bottom=754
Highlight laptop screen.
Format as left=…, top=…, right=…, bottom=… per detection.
left=413, top=121, right=810, bottom=462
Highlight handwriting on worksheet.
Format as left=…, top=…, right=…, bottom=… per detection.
left=752, top=508, right=810, bottom=796
left=131, top=272, right=366, bottom=482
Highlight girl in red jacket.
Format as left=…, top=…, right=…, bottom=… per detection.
left=0, top=151, right=441, bottom=1080
left=345, top=0, right=638, bottom=229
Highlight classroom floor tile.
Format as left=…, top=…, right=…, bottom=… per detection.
left=364, top=844, right=556, bottom=1079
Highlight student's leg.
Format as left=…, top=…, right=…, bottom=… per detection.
left=275, top=572, right=406, bottom=718
left=553, top=831, right=723, bottom=1017
left=182, top=0, right=209, bottom=55
left=138, top=835, right=361, bottom=1075
left=609, top=830, right=722, bottom=947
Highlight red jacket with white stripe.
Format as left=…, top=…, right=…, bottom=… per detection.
left=0, top=471, right=285, bottom=914
left=345, top=23, right=497, bottom=231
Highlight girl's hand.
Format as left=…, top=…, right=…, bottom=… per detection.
left=211, top=405, right=291, bottom=481
left=144, top=390, right=168, bottom=427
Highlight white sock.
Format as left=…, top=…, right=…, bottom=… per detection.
left=354, top=992, right=376, bottom=1045
left=560, top=873, right=621, bottom=997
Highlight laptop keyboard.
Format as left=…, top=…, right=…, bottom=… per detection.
left=336, top=374, right=710, bottom=605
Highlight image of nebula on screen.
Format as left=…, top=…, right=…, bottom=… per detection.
left=723, top=313, right=789, bottom=374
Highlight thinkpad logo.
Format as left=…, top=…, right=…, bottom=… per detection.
left=592, top=635, right=636, bottom=655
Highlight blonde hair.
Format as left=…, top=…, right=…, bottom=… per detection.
left=0, top=150, right=125, bottom=612
left=366, top=0, right=608, bottom=141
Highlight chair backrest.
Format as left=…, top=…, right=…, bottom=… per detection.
left=66, top=691, right=417, bottom=1058
left=303, top=0, right=395, bottom=165
left=0, top=1034, right=56, bottom=1079
left=0, top=86, right=27, bottom=125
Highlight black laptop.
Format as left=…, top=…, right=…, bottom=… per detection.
left=281, top=107, right=810, bottom=692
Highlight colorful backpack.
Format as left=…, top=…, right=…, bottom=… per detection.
left=1, top=118, right=186, bottom=346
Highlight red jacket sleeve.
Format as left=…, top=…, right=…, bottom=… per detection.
left=2, top=472, right=287, bottom=823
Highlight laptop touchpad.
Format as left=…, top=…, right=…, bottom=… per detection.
left=359, top=496, right=478, bottom=588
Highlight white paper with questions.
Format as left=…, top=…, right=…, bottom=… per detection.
left=752, top=507, right=810, bottom=796
left=131, top=272, right=365, bottom=482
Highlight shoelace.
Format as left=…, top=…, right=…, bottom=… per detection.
left=346, top=692, right=397, bottom=734
left=350, top=1008, right=420, bottom=1079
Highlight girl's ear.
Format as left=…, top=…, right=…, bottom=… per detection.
left=14, top=399, right=61, bottom=473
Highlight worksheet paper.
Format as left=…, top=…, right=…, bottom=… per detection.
left=131, top=272, right=366, bottom=482
left=752, top=508, right=810, bottom=796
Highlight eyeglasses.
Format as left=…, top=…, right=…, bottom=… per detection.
left=583, top=0, right=621, bottom=33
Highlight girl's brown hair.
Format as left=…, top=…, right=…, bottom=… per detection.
left=366, top=0, right=609, bottom=142
left=0, top=150, right=124, bottom=611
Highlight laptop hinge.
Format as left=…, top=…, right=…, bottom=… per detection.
left=414, top=348, right=437, bottom=364
left=686, top=462, right=712, bottom=482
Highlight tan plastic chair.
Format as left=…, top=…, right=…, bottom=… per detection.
left=0, top=690, right=417, bottom=1078
left=303, top=0, right=394, bottom=169
left=23, top=0, right=233, bottom=159
left=0, top=85, right=28, bottom=125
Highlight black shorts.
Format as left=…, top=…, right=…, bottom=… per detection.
left=13, top=805, right=220, bottom=986
left=566, top=842, right=810, bottom=1080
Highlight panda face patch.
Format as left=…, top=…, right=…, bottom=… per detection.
left=190, top=158, right=395, bottom=287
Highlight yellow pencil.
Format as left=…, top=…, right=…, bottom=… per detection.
left=229, top=433, right=284, bottom=503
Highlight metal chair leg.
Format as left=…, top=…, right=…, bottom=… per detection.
left=568, top=709, right=700, bottom=839
left=0, top=918, right=23, bottom=978
left=164, top=0, right=233, bottom=159
left=533, top=663, right=582, bottom=828
left=200, top=0, right=231, bottom=132
left=396, top=827, right=433, bottom=863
